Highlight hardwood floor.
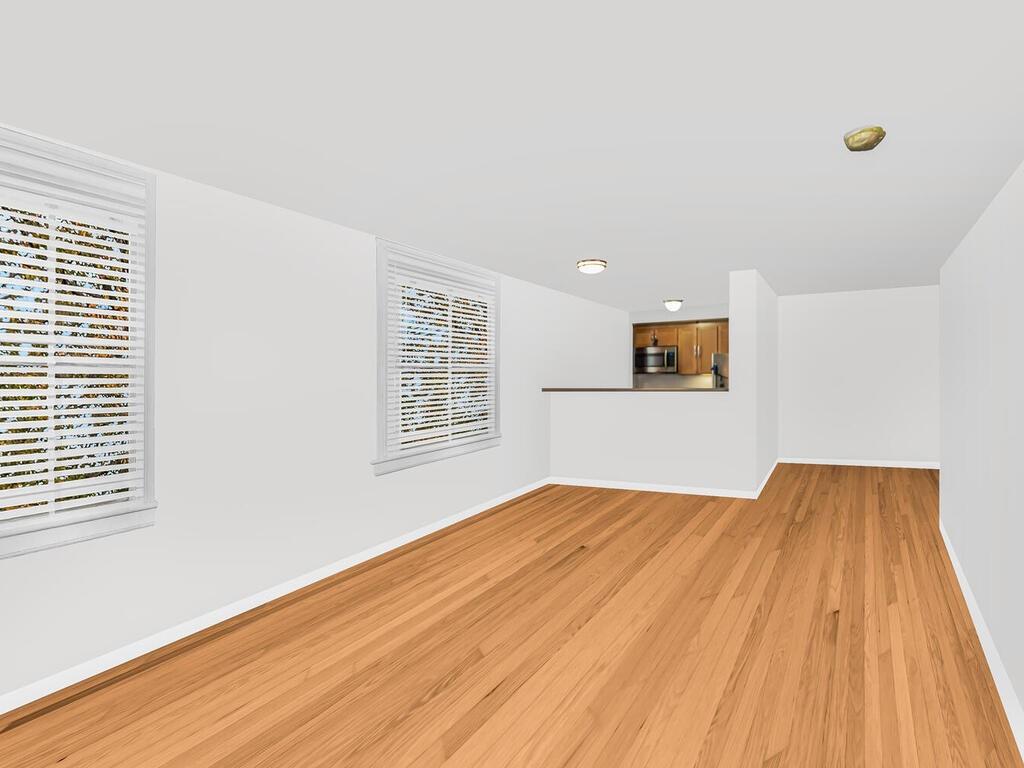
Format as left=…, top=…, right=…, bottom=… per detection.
left=1, top=464, right=1020, bottom=766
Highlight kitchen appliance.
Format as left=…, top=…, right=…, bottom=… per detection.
left=634, top=346, right=677, bottom=374
left=711, top=352, right=729, bottom=388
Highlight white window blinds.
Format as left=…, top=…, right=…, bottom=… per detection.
left=0, top=127, right=154, bottom=557
left=374, top=240, right=499, bottom=474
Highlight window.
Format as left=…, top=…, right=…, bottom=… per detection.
left=374, top=240, right=499, bottom=475
left=0, top=127, right=154, bottom=557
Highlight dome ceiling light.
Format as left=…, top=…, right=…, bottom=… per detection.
left=844, top=125, right=886, bottom=152
left=576, top=259, right=607, bottom=275
left=663, top=299, right=684, bottom=312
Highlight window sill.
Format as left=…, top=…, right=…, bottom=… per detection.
left=0, top=503, right=157, bottom=559
left=372, top=436, right=502, bottom=476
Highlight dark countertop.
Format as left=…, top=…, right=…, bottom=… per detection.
left=541, top=387, right=729, bottom=393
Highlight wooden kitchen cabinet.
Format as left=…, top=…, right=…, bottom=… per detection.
left=632, top=320, right=728, bottom=375
left=653, top=325, right=676, bottom=347
left=676, top=323, right=698, bottom=374
left=633, top=325, right=676, bottom=348
left=696, top=321, right=729, bottom=373
left=695, top=323, right=715, bottom=373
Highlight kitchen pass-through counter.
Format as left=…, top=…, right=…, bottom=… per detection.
left=543, top=384, right=772, bottom=499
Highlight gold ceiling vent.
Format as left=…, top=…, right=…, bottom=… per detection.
left=844, top=125, right=886, bottom=152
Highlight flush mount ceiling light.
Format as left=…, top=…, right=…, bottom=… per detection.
left=576, top=259, right=607, bottom=275
left=844, top=125, right=886, bottom=152
left=663, top=299, right=684, bottom=312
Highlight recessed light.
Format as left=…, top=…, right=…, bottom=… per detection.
left=663, top=299, right=683, bottom=312
left=844, top=125, right=886, bottom=152
left=576, top=259, right=607, bottom=275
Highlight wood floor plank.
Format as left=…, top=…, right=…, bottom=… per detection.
left=0, top=465, right=1020, bottom=767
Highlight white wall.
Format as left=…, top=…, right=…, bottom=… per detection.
left=755, top=272, right=779, bottom=483
left=548, top=391, right=753, bottom=494
left=940, top=160, right=1024, bottom=711
left=778, top=286, right=940, bottom=465
left=0, top=172, right=629, bottom=699
left=550, top=270, right=778, bottom=495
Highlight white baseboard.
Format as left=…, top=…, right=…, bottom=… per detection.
left=940, top=521, right=1024, bottom=756
left=0, top=478, right=551, bottom=717
left=548, top=477, right=758, bottom=499
left=548, top=462, right=779, bottom=501
left=779, top=457, right=940, bottom=470
left=754, top=460, right=778, bottom=498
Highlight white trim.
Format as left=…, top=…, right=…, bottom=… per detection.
left=144, top=173, right=158, bottom=509
left=374, top=238, right=501, bottom=474
left=0, top=505, right=156, bottom=560
left=0, top=478, right=550, bottom=716
left=779, top=457, right=940, bottom=469
left=0, top=121, right=152, bottom=180
left=549, top=474, right=764, bottom=500
left=549, top=461, right=779, bottom=501
left=939, top=521, right=1024, bottom=755
left=0, top=131, right=157, bottom=557
left=375, top=240, right=390, bottom=460
left=372, top=436, right=501, bottom=475
left=754, top=460, right=778, bottom=498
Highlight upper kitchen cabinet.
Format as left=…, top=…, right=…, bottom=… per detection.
left=717, top=321, right=729, bottom=354
left=634, top=324, right=676, bottom=348
left=633, top=326, right=651, bottom=348
left=654, top=325, right=677, bottom=347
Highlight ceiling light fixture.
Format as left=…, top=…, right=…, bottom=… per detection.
left=844, top=125, right=886, bottom=152
left=576, top=259, right=607, bottom=275
left=663, top=299, right=684, bottom=312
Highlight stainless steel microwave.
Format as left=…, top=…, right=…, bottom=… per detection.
left=634, top=346, right=677, bottom=373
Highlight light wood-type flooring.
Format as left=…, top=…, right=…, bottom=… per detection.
left=1, top=464, right=1020, bottom=766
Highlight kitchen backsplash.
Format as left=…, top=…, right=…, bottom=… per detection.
left=633, top=373, right=719, bottom=389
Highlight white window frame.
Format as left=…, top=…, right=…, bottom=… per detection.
left=0, top=126, right=156, bottom=558
left=373, top=239, right=500, bottom=475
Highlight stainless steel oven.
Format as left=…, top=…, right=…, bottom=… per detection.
left=634, top=346, right=677, bottom=373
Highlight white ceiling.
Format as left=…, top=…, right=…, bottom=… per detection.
left=4, top=1, right=1023, bottom=310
